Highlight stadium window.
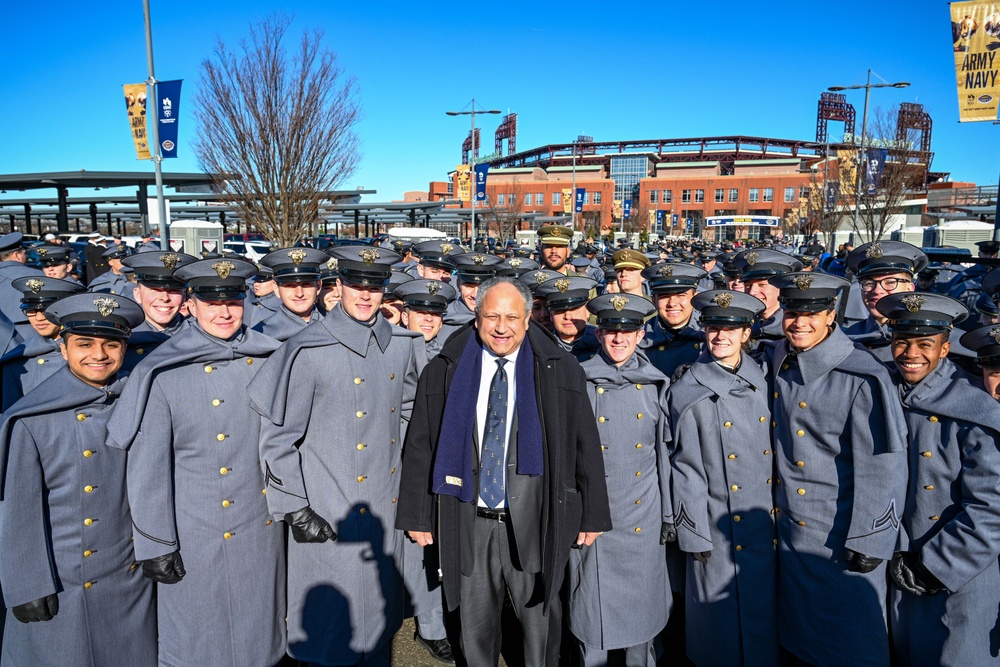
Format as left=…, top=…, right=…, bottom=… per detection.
left=649, top=190, right=658, bottom=204
left=535, top=193, right=544, bottom=206
left=524, top=193, right=532, bottom=205
left=784, top=187, right=795, bottom=203
left=552, top=192, right=561, bottom=206
left=695, top=189, right=705, bottom=203
left=729, top=188, right=738, bottom=202
left=715, top=189, right=724, bottom=203
left=662, top=190, right=672, bottom=204
left=749, top=188, right=759, bottom=203
left=682, top=190, right=691, bottom=203
left=497, top=193, right=505, bottom=206
left=592, top=192, right=601, bottom=204
left=763, top=188, right=773, bottom=203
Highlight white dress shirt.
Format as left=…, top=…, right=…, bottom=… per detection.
left=476, top=344, right=520, bottom=508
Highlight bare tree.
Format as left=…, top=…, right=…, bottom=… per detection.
left=481, top=178, right=526, bottom=246
left=192, top=14, right=362, bottom=247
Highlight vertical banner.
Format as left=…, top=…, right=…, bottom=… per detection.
left=613, top=200, right=623, bottom=219
left=575, top=188, right=585, bottom=213
left=647, top=210, right=656, bottom=230
left=826, top=181, right=840, bottom=208
left=656, top=210, right=664, bottom=229
left=837, top=150, right=858, bottom=194
left=951, top=1, right=1000, bottom=121
left=865, top=148, right=889, bottom=194
left=474, top=163, right=489, bottom=203
left=156, top=79, right=182, bottom=158
left=456, top=164, right=471, bottom=202
left=623, top=200, right=632, bottom=219
left=123, top=83, right=151, bottom=160
left=562, top=188, right=573, bottom=214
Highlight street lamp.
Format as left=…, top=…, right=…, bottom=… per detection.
left=828, top=70, right=909, bottom=239
left=446, top=99, right=501, bottom=241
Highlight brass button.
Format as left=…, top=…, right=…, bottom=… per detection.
left=84, top=550, right=93, bottom=558
left=136, top=348, right=144, bottom=355
left=36, top=358, right=45, bottom=365
left=217, top=434, right=226, bottom=441
left=597, top=387, right=604, bottom=394
left=224, top=532, right=232, bottom=540
left=724, top=421, right=732, bottom=428
left=922, top=451, right=932, bottom=458
left=354, top=378, right=362, bottom=385
left=796, top=429, right=805, bottom=437
left=391, top=438, right=396, bottom=444
left=797, top=488, right=805, bottom=495
left=84, top=485, right=94, bottom=493
left=601, top=445, right=607, bottom=451
left=798, top=520, right=806, bottom=527
left=212, top=399, right=221, bottom=407
left=357, top=476, right=365, bottom=483
left=222, top=500, right=230, bottom=508
left=266, top=520, right=273, bottom=526
left=773, top=539, right=778, bottom=545
left=635, top=471, right=641, bottom=477
left=77, top=414, right=87, bottom=422
left=635, top=527, right=642, bottom=533
left=598, top=417, right=606, bottom=423
left=635, top=383, right=642, bottom=390
left=782, top=363, right=789, bottom=370
left=924, top=485, right=935, bottom=491
left=262, top=489, right=266, bottom=494
left=246, top=358, right=253, bottom=365
left=391, top=407, right=396, bottom=413
left=929, top=415, right=939, bottom=423
left=795, top=461, right=804, bottom=467
left=930, top=515, right=940, bottom=520
left=84, top=581, right=93, bottom=589
left=773, top=391, right=779, bottom=398
left=760, top=416, right=767, bottom=422
left=84, top=518, right=93, bottom=526
left=733, top=515, right=741, bottom=522
left=392, top=498, right=398, bottom=504
left=635, top=499, right=641, bottom=505
left=83, top=450, right=93, bottom=458
left=731, top=485, right=739, bottom=491
left=357, top=443, right=365, bottom=451
left=356, top=411, right=364, bottom=418
left=130, top=563, right=139, bottom=571
left=771, top=421, right=776, bottom=428
left=637, top=413, right=643, bottom=419
left=763, top=449, right=771, bottom=455
left=635, top=443, right=642, bottom=449
left=728, top=454, right=736, bottom=460
left=391, top=467, right=396, bottom=474
left=359, top=507, right=367, bottom=515
left=799, top=402, right=807, bottom=409
left=204, top=365, right=213, bottom=373
left=220, top=467, right=228, bottom=475
left=658, top=345, right=665, bottom=351
left=735, top=545, right=743, bottom=552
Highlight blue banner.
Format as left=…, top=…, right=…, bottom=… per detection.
left=826, top=181, right=840, bottom=207
left=672, top=214, right=679, bottom=225
left=656, top=210, right=664, bottom=226
left=623, top=200, right=631, bottom=219
left=574, top=188, right=585, bottom=213
left=864, top=148, right=888, bottom=195
left=475, top=163, right=489, bottom=202
left=156, top=79, right=182, bottom=158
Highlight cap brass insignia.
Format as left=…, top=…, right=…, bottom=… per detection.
left=325, top=258, right=338, bottom=271
left=359, top=249, right=380, bottom=266
left=93, top=297, right=119, bottom=317
left=509, top=258, right=522, bottom=269
left=160, top=253, right=180, bottom=270
left=212, top=261, right=235, bottom=280
left=533, top=271, right=550, bottom=284
left=440, top=243, right=453, bottom=254
left=472, top=254, right=487, bottom=266
left=793, top=275, right=814, bottom=290
left=555, top=278, right=570, bottom=293
left=744, top=251, right=759, bottom=266
left=427, top=281, right=442, bottom=296
left=25, top=278, right=44, bottom=294
left=902, top=294, right=925, bottom=313
left=991, top=327, right=1000, bottom=345
left=657, top=265, right=675, bottom=278
left=713, top=292, right=733, bottom=308
left=610, top=295, right=629, bottom=312
left=865, top=242, right=884, bottom=259
left=620, top=250, right=633, bottom=262
left=37, top=248, right=47, bottom=257
left=288, top=249, right=308, bottom=265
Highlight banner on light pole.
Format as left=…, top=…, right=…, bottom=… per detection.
left=575, top=188, right=585, bottom=213
left=123, top=83, right=151, bottom=160
left=475, top=163, right=489, bottom=202
left=156, top=79, right=183, bottom=158
left=456, top=165, right=471, bottom=202
left=951, top=1, right=1000, bottom=121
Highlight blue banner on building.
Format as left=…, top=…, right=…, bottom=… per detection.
left=156, top=79, right=182, bottom=158
left=574, top=188, right=585, bottom=213
left=864, top=148, right=888, bottom=195
left=656, top=210, right=664, bottom=226
left=475, top=163, right=489, bottom=202
left=673, top=213, right=679, bottom=225
left=623, top=200, right=631, bottom=219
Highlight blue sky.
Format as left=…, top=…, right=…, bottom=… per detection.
left=1, top=0, right=996, bottom=203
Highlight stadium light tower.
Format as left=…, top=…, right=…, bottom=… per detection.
left=447, top=100, right=501, bottom=241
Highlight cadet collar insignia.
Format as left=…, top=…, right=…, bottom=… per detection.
left=610, top=295, right=629, bottom=312
left=160, top=253, right=180, bottom=270
left=901, top=294, right=925, bottom=313
left=744, top=251, right=759, bottom=266
left=37, top=248, right=47, bottom=257
left=991, top=327, right=1000, bottom=345
left=554, top=278, right=570, bottom=293
left=657, top=265, right=674, bottom=278
left=793, top=275, right=814, bottom=290
left=427, top=281, right=442, bottom=296
left=472, top=254, right=487, bottom=266
left=93, top=297, right=119, bottom=317
left=713, top=292, right=733, bottom=308
left=509, top=258, right=522, bottom=269
left=359, top=249, right=380, bottom=266
left=865, top=242, right=884, bottom=259
left=325, top=258, right=338, bottom=271
left=212, top=261, right=235, bottom=279
left=288, top=249, right=308, bottom=265
left=440, top=243, right=453, bottom=254
left=25, top=278, right=44, bottom=294
left=533, top=271, right=550, bottom=284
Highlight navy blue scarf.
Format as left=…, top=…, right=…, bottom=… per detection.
left=432, top=332, right=543, bottom=502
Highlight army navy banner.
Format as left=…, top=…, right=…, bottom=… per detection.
left=123, top=83, right=151, bottom=160
left=456, top=165, right=471, bottom=202
left=951, top=1, right=1000, bottom=121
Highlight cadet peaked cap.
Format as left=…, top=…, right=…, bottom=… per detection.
left=642, top=262, right=707, bottom=294
left=976, top=292, right=998, bottom=318
left=612, top=248, right=650, bottom=271
left=734, top=249, right=803, bottom=281
left=518, top=268, right=566, bottom=296
left=173, top=258, right=257, bottom=300
left=586, top=293, right=655, bottom=331
left=318, top=257, right=339, bottom=285
left=13, top=276, right=85, bottom=310
left=260, top=247, right=328, bottom=281
left=36, top=246, right=72, bottom=266
left=769, top=272, right=849, bottom=312
left=102, top=244, right=134, bottom=261
left=412, top=240, right=464, bottom=271
left=327, top=246, right=401, bottom=287
left=384, top=270, right=415, bottom=295
left=537, top=225, right=573, bottom=246
left=977, top=240, right=1000, bottom=254
left=45, top=292, right=144, bottom=339
left=0, top=232, right=25, bottom=254
left=496, top=257, right=539, bottom=278
left=960, top=324, right=1000, bottom=368
left=982, top=268, right=1000, bottom=303
left=122, top=251, right=198, bottom=288
left=876, top=292, right=968, bottom=335
left=253, top=265, right=275, bottom=282
left=569, top=256, right=592, bottom=269
left=846, top=241, right=927, bottom=278
left=536, top=276, right=597, bottom=311
left=693, top=289, right=765, bottom=327
left=511, top=246, right=535, bottom=259
left=393, top=279, right=456, bottom=312
left=453, top=253, right=503, bottom=284
left=389, top=239, right=413, bottom=254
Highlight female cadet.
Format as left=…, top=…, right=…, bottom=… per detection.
left=961, top=324, right=1000, bottom=400
left=667, top=289, right=778, bottom=667
left=569, top=292, right=672, bottom=667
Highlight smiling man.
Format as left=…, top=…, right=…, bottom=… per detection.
left=253, top=247, right=329, bottom=341
left=732, top=248, right=802, bottom=347
left=612, top=248, right=651, bottom=297
left=537, top=225, right=574, bottom=275
left=641, top=262, right=707, bottom=377
left=875, top=292, right=1000, bottom=666
left=763, top=271, right=908, bottom=667
left=396, top=278, right=457, bottom=364
left=535, top=275, right=600, bottom=361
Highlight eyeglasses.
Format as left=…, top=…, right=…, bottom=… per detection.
left=859, top=277, right=912, bottom=292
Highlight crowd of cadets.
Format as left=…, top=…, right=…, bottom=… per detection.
left=0, top=224, right=997, bottom=666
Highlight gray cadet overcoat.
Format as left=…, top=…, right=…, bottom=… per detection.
left=0, top=368, right=156, bottom=667
left=0, top=334, right=63, bottom=410
left=642, top=314, right=704, bottom=378
left=246, top=291, right=280, bottom=327
left=106, top=323, right=286, bottom=667
left=86, top=270, right=135, bottom=300
left=668, top=351, right=778, bottom=667
left=764, top=327, right=908, bottom=667
left=251, top=303, right=321, bottom=341
left=568, top=351, right=673, bottom=651
left=0, top=261, right=43, bottom=339
left=890, top=358, right=1000, bottom=666
left=248, top=306, right=421, bottom=665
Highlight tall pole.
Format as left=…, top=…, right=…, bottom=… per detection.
left=143, top=0, right=169, bottom=250
left=470, top=99, right=477, bottom=242
left=852, top=69, right=872, bottom=238
left=571, top=140, right=577, bottom=231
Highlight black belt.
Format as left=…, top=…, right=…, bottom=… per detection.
left=476, top=507, right=509, bottom=521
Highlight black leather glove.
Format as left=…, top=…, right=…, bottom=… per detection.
left=12, top=594, right=58, bottom=623
left=692, top=551, right=711, bottom=565
left=284, top=506, right=337, bottom=544
left=660, top=522, right=677, bottom=545
left=844, top=548, right=882, bottom=573
left=141, top=550, right=186, bottom=584
left=890, top=552, right=943, bottom=596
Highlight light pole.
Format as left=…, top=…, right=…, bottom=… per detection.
left=447, top=100, right=501, bottom=241
left=829, top=70, right=909, bottom=239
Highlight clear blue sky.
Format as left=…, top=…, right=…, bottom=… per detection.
left=1, top=0, right=996, bottom=203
